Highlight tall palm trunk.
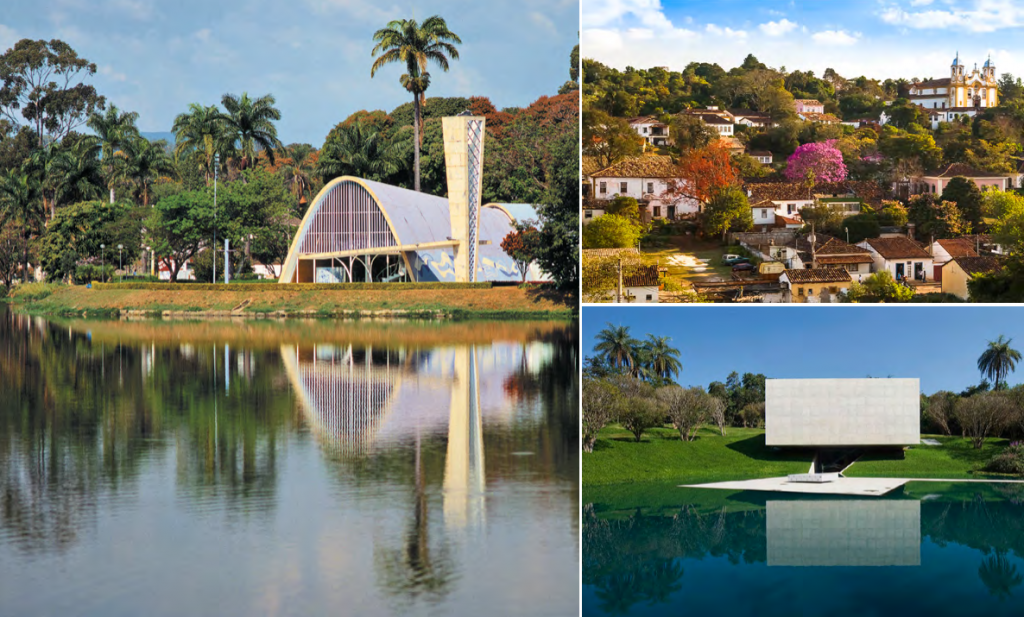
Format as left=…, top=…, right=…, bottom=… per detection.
left=413, top=93, right=422, bottom=192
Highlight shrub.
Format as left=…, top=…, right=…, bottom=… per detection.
left=985, top=442, right=1024, bottom=476
left=74, top=264, right=115, bottom=284
left=10, top=282, right=61, bottom=301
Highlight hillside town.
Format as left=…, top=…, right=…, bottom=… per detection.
left=582, top=53, right=1024, bottom=303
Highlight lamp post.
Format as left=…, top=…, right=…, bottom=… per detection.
left=845, top=227, right=849, bottom=244
left=100, top=244, right=105, bottom=282
left=118, top=244, right=123, bottom=283
left=213, top=152, right=219, bottom=283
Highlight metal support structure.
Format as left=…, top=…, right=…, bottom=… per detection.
left=465, top=119, right=484, bottom=282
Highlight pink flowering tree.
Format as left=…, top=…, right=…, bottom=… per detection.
left=784, top=140, right=847, bottom=183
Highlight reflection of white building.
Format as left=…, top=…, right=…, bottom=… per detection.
left=767, top=500, right=921, bottom=566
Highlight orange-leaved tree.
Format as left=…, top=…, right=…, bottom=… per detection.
left=664, top=140, right=739, bottom=204
left=500, top=225, right=541, bottom=282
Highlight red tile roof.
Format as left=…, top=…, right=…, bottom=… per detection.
left=864, top=236, right=931, bottom=259
left=815, top=254, right=875, bottom=265
left=592, top=156, right=678, bottom=179
left=784, top=268, right=852, bottom=283
left=911, top=78, right=951, bottom=89
left=936, top=238, right=979, bottom=258
left=622, top=264, right=660, bottom=287
left=950, top=255, right=1001, bottom=276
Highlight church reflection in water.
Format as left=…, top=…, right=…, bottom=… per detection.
left=280, top=343, right=494, bottom=533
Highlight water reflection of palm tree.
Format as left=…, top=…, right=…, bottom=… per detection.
left=373, top=426, right=456, bottom=606
left=979, top=551, right=1024, bottom=600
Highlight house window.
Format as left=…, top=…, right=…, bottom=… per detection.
left=646, top=294, right=653, bottom=301
left=599, top=182, right=607, bottom=195
left=653, top=206, right=661, bottom=217
left=761, top=209, right=768, bottom=219
left=642, top=127, right=649, bottom=133
left=788, top=204, right=796, bottom=214
left=620, top=182, right=628, bottom=194
left=846, top=264, right=859, bottom=272
left=584, top=211, right=593, bottom=219
left=807, top=288, right=814, bottom=296
left=798, top=287, right=804, bottom=296
left=829, top=286, right=838, bottom=293
left=647, top=182, right=654, bottom=194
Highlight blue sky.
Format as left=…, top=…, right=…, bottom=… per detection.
left=583, top=306, right=1024, bottom=394
left=583, top=0, right=1024, bottom=82
left=0, top=0, right=578, bottom=144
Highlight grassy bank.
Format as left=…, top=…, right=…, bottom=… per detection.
left=7, top=282, right=575, bottom=319
left=583, top=425, right=814, bottom=486
left=584, top=425, right=1016, bottom=487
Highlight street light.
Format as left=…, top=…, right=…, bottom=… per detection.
left=213, top=152, right=219, bottom=283
left=845, top=227, right=849, bottom=244
left=100, top=244, right=105, bottom=283
left=118, top=244, right=123, bottom=283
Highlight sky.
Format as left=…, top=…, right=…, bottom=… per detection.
left=0, top=0, right=578, bottom=144
left=583, top=0, right=1024, bottom=82
left=583, top=305, right=1024, bottom=394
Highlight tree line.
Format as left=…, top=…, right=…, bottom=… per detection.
left=0, top=28, right=580, bottom=292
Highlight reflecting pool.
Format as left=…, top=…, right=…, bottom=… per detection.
left=584, top=483, right=1024, bottom=616
left=0, top=311, right=579, bottom=616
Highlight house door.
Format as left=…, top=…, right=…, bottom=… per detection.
left=667, top=205, right=676, bottom=219
left=914, top=262, right=924, bottom=281
left=895, top=263, right=905, bottom=280
left=934, top=265, right=943, bottom=282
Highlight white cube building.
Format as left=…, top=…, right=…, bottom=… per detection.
left=765, top=378, right=920, bottom=447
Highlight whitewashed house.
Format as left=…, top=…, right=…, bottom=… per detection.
left=622, top=265, right=660, bottom=303
left=858, top=236, right=934, bottom=282
left=628, top=116, right=670, bottom=147
left=590, top=156, right=700, bottom=221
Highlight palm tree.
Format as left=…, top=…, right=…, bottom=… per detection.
left=0, top=170, right=43, bottom=282
left=219, top=92, right=284, bottom=170
left=371, top=16, right=461, bottom=192
left=87, top=105, right=140, bottom=202
left=172, top=103, right=227, bottom=184
left=979, top=551, right=1024, bottom=600
left=50, top=135, right=104, bottom=209
left=643, top=334, right=682, bottom=382
left=594, top=323, right=639, bottom=371
left=114, top=137, right=175, bottom=206
left=314, top=120, right=409, bottom=184
left=978, top=335, right=1022, bottom=390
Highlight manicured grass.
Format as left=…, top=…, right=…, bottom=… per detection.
left=8, top=283, right=575, bottom=319
left=844, top=434, right=1013, bottom=479
left=583, top=425, right=814, bottom=487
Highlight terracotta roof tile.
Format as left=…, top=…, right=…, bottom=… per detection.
left=911, top=78, right=951, bottom=89
left=622, top=264, right=660, bottom=287
left=582, top=248, right=641, bottom=260
left=582, top=156, right=603, bottom=177
left=864, top=236, right=931, bottom=259
left=784, top=268, right=852, bottom=283
left=592, top=156, right=678, bottom=179
left=815, top=254, right=875, bottom=265
left=936, top=238, right=978, bottom=258
left=815, top=238, right=872, bottom=255
left=951, top=255, right=1001, bottom=276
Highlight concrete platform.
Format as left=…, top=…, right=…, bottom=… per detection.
left=681, top=476, right=911, bottom=496
left=682, top=476, right=1024, bottom=496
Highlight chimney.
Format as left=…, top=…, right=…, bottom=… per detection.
left=907, top=222, right=916, bottom=240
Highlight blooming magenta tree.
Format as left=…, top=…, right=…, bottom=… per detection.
left=784, top=140, right=847, bottom=183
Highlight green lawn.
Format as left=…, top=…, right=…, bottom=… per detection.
left=585, top=426, right=1018, bottom=488
left=583, top=425, right=814, bottom=487
left=843, top=434, right=1013, bottom=479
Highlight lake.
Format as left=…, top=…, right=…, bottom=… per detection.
left=584, top=483, right=1024, bottom=616
left=0, top=310, right=579, bottom=616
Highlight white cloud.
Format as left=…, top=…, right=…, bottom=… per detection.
left=878, top=0, right=1024, bottom=32
left=909, top=0, right=935, bottom=5
left=706, top=23, right=747, bottom=38
left=0, top=24, right=17, bottom=52
left=759, top=18, right=798, bottom=36
left=99, top=64, right=128, bottom=82
left=811, top=30, right=861, bottom=45
left=529, top=11, right=558, bottom=35
left=583, top=0, right=677, bottom=32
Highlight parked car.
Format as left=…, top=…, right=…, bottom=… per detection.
left=723, top=255, right=750, bottom=266
left=722, top=254, right=742, bottom=262
left=732, top=262, right=756, bottom=272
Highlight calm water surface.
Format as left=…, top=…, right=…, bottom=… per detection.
left=584, top=483, right=1024, bottom=616
left=0, top=311, right=579, bottom=616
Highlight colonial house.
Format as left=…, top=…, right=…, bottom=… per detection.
left=745, top=181, right=880, bottom=228
left=794, top=99, right=825, bottom=114
left=730, top=109, right=773, bottom=128
left=751, top=200, right=802, bottom=229
left=628, top=116, right=670, bottom=147
left=780, top=267, right=852, bottom=303
left=622, top=264, right=660, bottom=303
left=941, top=255, right=1001, bottom=300
left=929, top=237, right=978, bottom=281
left=912, top=162, right=1013, bottom=195
left=806, top=237, right=875, bottom=282
left=581, top=156, right=602, bottom=201
left=748, top=150, right=773, bottom=165
left=696, top=113, right=734, bottom=136
left=858, top=236, right=934, bottom=282
left=589, top=156, right=701, bottom=221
